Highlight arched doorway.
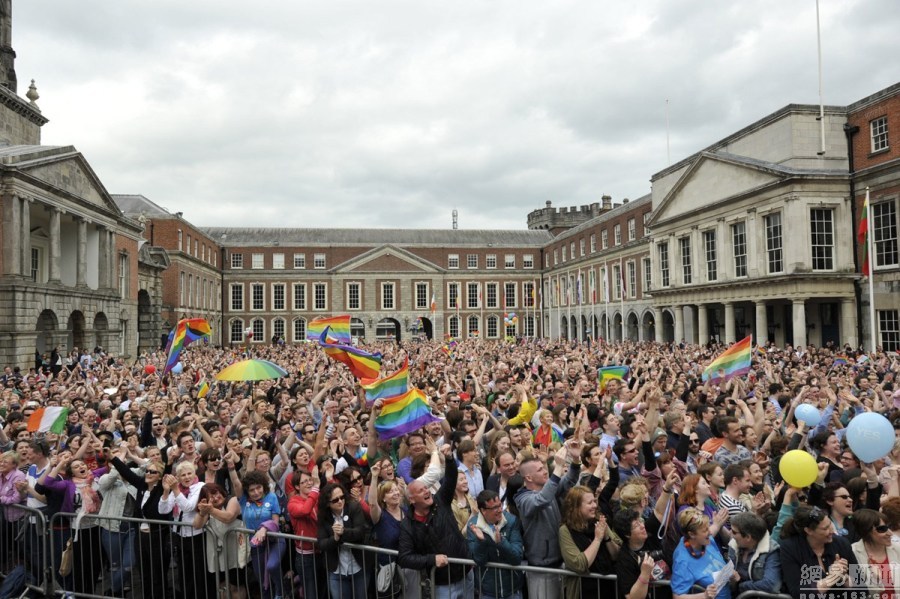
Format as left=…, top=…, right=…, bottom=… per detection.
left=376, top=318, right=401, bottom=341
left=600, top=314, right=609, bottom=341
left=627, top=313, right=639, bottom=341
left=641, top=311, right=656, bottom=341
left=137, top=290, right=154, bottom=352
left=94, top=312, right=109, bottom=351
left=613, top=314, right=623, bottom=342
left=560, top=316, right=568, bottom=340
left=416, top=317, right=433, bottom=340
left=36, top=309, right=58, bottom=355
left=581, top=315, right=589, bottom=341
left=350, top=318, right=366, bottom=340
left=661, top=310, right=675, bottom=343
left=570, top=316, right=578, bottom=341
left=67, top=311, right=86, bottom=351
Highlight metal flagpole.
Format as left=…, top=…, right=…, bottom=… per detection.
left=479, top=282, right=483, bottom=339
left=866, top=187, right=876, bottom=352
left=620, top=257, right=626, bottom=341
left=603, top=263, right=610, bottom=341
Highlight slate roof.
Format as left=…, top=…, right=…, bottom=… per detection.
left=112, top=194, right=175, bottom=218
left=201, top=227, right=552, bottom=247
left=551, top=194, right=652, bottom=243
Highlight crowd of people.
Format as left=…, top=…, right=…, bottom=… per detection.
left=0, top=337, right=898, bottom=599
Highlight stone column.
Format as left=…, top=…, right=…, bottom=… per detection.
left=755, top=301, right=768, bottom=345
left=1, top=193, right=21, bottom=276
left=76, top=217, right=87, bottom=287
left=698, top=304, right=709, bottom=345
left=673, top=306, right=684, bottom=343
left=792, top=299, right=807, bottom=348
left=724, top=302, right=736, bottom=343
left=108, top=230, right=117, bottom=292
left=840, top=298, right=858, bottom=349
left=98, top=226, right=109, bottom=289
left=20, top=197, right=30, bottom=279
left=48, top=206, right=61, bottom=282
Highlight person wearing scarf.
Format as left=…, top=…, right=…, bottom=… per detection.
left=159, top=461, right=209, bottom=598
left=466, top=489, right=524, bottom=599
left=559, top=485, right=618, bottom=599
left=239, top=470, right=285, bottom=599
left=533, top=409, right=562, bottom=449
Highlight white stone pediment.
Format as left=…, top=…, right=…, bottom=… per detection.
left=652, top=153, right=784, bottom=225
left=9, top=148, right=120, bottom=214
left=335, top=245, right=441, bottom=274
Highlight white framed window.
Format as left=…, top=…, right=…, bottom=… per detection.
left=467, top=315, right=480, bottom=338
left=562, top=246, right=567, bottom=262
left=448, top=254, right=459, bottom=269
left=874, top=201, right=899, bottom=268
left=415, top=282, right=429, bottom=310
left=251, top=253, right=264, bottom=269
left=523, top=254, right=533, bottom=269
left=504, top=282, right=516, bottom=308
left=229, top=319, right=244, bottom=343
left=273, top=318, right=285, bottom=341
left=187, top=274, right=192, bottom=307
left=177, top=230, right=182, bottom=251
left=679, top=236, right=692, bottom=285
left=627, top=261, right=636, bottom=298
left=231, top=253, right=243, bottom=269
left=553, top=249, right=559, bottom=265
left=485, top=282, right=498, bottom=309
left=703, top=230, right=717, bottom=281
left=272, top=283, right=285, bottom=311
left=194, top=240, right=198, bottom=257
left=187, top=234, right=192, bottom=255
left=292, top=318, right=307, bottom=342
left=381, top=282, right=395, bottom=310
left=313, top=283, right=327, bottom=310
left=628, top=218, right=636, bottom=241
left=293, top=283, right=306, bottom=310
left=118, top=253, right=127, bottom=298
left=251, top=318, right=264, bottom=343
left=642, top=258, right=651, bottom=294
left=590, top=234, right=596, bottom=253
left=447, top=282, right=460, bottom=309
left=505, top=319, right=516, bottom=338
left=314, top=254, right=326, bottom=269
left=273, top=253, right=285, bottom=269
left=467, top=254, right=478, bottom=269
left=732, top=221, right=748, bottom=277
left=251, top=283, right=264, bottom=311
left=658, top=242, right=670, bottom=287
left=486, top=254, right=497, bottom=269
left=579, top=239, right=585, bottom=257
left=810, top=209, right=834, bottom=271
left=569, top=243, right=575, bottom=260
left=765, top=212, right=784, bottom=274
left=293, top=254, right=306, bottom=269
left=467, top=282, right=480, bottom=309
left=347, top=282, right=361, bottom=310
left=601, top=230, right=608, bottom=249
left=448, top=315, right=460, bottom=338
left=613, top=265, right=622, bottom=300
left=523, top=281, right=535, bottom=307
left=871, top=116, right=889, bottom=153
left=523, top=315, right=535, bottom=337
left=230, top=284, right=243, bottom=311
left=879, top=310, right=899, bottom=351
left=486, top=315, right=499, bottom=338
left=614, top=224, right=621, bottom=246
left=505, top=254, right=515, bottom=269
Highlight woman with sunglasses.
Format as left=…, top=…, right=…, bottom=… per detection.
left=317, top=482, right=371, bottom=598
left=850, top=508, right=900, bottom=597
left=726, top=512, right=781, bottom=595
left=199, top=447, right=242, bottom=498
left=779, top=504, right=858, bottom=599
left=108, top=449, right=174, bottom=599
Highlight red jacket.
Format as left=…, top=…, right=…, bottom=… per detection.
left=287, top=489, right=319, bottom=553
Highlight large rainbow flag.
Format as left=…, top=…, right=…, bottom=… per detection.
left=702, top=335, right=752, bottom=383
left=598, top=365, right=630, bottom=392
left=360, top=360, right=409, bottom=406
left=164, top=318, right=211, bottom=374
left=307, top=315, right=352, bottom=344
left=319, top=328, right=382, bottom=379
left=374, top=388, right=442, bottom=440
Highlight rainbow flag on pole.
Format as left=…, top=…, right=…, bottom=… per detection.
left=307, top=315, right=352, bottom=344
left=197, top=380, right=210, bottom=399
left=702, top=335, right=753, bottom=383
left=598, top=365, right=630, bottom=393
left=360, top=360, right=409, bottom=406
left=27, top=407, right=69, bottom=434
left=319, top=328, right=382, bottom=379
left=164, top=318, right=211, bottom=374
left=374, top=388, right=442, bottom=440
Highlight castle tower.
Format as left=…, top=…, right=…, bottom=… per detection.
left=0, top=0, right=16, bottom=93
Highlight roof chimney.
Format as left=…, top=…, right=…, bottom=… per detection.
left=601, top=195, right=612, bottom=210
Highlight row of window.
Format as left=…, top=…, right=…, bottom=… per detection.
left=871, top=115, right=889, bottom=153
left=179, top=273, right=221, bottom=311
left=447, top=254, right=532, bottom=269
left=548, top=212, right=650, bottom=268
left=228, top=314, right=536, bottom=343
left=656, top=209, right=836, bottom=288
left=177, top=231, right=217, bottom=266
left=545, top=258, right=649, bottom=307
left=230, top=252, right=325, bottom=270
left=227, top=281, right=538, bottom=312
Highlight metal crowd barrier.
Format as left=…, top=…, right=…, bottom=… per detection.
left=0, top=503, right=52, bottom=598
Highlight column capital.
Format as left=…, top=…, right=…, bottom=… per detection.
left=43, top=204, right=61, bottom=214
left=792, top=298, right=807, bottom=305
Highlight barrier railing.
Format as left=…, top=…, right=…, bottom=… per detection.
left=0, top=503, right=52, bottom=598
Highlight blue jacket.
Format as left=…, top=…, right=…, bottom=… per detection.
left=727, top=531, right=782, bottom=594
left=466, top=511, right=524, bottom=598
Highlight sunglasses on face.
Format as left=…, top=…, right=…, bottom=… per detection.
left=876, top=524, right=891, bottom=533
left=303, top=429, right=315, bottom=434
left=145, top=470, right=160, bottom=475
left=330, top=495, right=345, bottom=505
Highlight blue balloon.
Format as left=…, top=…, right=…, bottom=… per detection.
left=846, top=412, right=894, bottom=463
left=795, top=403, right=821, bottom=426
left=172, top=362, right=184, bottom=374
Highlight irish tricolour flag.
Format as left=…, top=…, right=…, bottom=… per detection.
left=27, top=407, right=69, bottom=434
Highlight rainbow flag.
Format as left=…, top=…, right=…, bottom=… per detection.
left=360, top=360, right=409, bottom=406
left=197, top=380, right=210, bottom=399
left=598, top=365, right=630, bottom=392
left=374, top=388, right=442, bottom=440
left=307, top=315, right=352, bottom=344
left=319, top=328, right=382, bottom=379
left=833, top=356, right=848, bottom=367
left=164, top=318, right=212, bottom=374
left=441, top=339, right=458, bottom=358
left=533, top=424, right=563, bottom=448
left=702, top=335, right=752, bottom=383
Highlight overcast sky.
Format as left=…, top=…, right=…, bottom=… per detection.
left=13, top=1, right=900, bottom=231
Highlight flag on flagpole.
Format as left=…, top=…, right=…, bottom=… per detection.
left=858, top=190, right=870, bottom=276
left=702, top=335, right=753, bottom=383
left=27, top=407, right=70, bottom=434
left=360, top=359, right=409, bottom=406
left=430, top=292, right=437, bottom=315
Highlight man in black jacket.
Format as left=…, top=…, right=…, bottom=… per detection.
left=398, top=455, right=473, bottom=598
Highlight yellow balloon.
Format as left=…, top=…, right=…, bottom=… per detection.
left=779, top=449, right=818, bottom=488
